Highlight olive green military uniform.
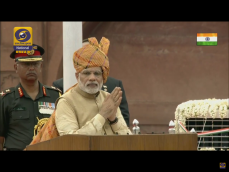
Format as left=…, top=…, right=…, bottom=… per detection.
left=0, top=43, right=61, bottom=150
left=0, top=82, right=61, bottom=150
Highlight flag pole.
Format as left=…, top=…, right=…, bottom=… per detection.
left=63, top=22, right=82, bottom=92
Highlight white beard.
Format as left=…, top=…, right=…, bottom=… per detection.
left=78, top=75, right=103, bottom=94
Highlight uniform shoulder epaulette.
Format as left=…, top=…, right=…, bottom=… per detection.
left=45, top=85, right=62, bottom=93
left=0, top=87, right=15, bottom=98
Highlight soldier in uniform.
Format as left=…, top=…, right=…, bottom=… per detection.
left=0, top=44, right=61, bottom=151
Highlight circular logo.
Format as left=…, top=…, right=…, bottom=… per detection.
left=205, top=37, right=210, bottom=41
left=15, top=29, right=31, bottom=42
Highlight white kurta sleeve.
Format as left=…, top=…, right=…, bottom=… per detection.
left=55, top=98, right=106, bottom=136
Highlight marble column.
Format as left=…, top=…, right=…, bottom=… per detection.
left=63, top=22, right=82, bottom=92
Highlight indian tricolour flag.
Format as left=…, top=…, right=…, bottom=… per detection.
left=197, top=33, right=217, bottom=46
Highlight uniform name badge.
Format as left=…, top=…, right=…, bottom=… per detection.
left=38, top=102, right=55, bottom=115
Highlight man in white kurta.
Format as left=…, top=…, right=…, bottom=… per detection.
left=55, top=84, right=131, bottom=135
left=55, top=37, right=132, bottom=136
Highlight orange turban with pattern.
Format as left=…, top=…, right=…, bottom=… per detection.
left=73, top=37, right=110, bottom=83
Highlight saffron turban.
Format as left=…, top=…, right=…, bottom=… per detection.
left=73, top=37, right=110, bottom=83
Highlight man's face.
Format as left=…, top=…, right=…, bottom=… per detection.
left=14, top=61, right=42, bottom=81
left=76, top=66, right=103, bottom=94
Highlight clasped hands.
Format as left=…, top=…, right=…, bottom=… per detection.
left=99, top=87, right=122, bottom=121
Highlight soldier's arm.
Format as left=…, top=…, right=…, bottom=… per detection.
left=52, top=79, right=63, bottom=93
left=52, top=81, right=58, bottom=89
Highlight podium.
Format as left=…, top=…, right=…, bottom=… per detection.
left=26, top=133, right=197, bottom=150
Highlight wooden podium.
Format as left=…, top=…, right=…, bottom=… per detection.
left=26, top=133, right=197, bottom=150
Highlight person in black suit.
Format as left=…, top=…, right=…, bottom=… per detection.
left=52, top=76, right=130, bottom=126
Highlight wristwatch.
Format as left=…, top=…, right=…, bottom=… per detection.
left=108, top=117, right=118, bottom=125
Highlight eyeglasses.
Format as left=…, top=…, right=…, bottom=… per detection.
left=17, top=62, right=42, bottom=68
left=80, top=70, right=103, bottom=77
